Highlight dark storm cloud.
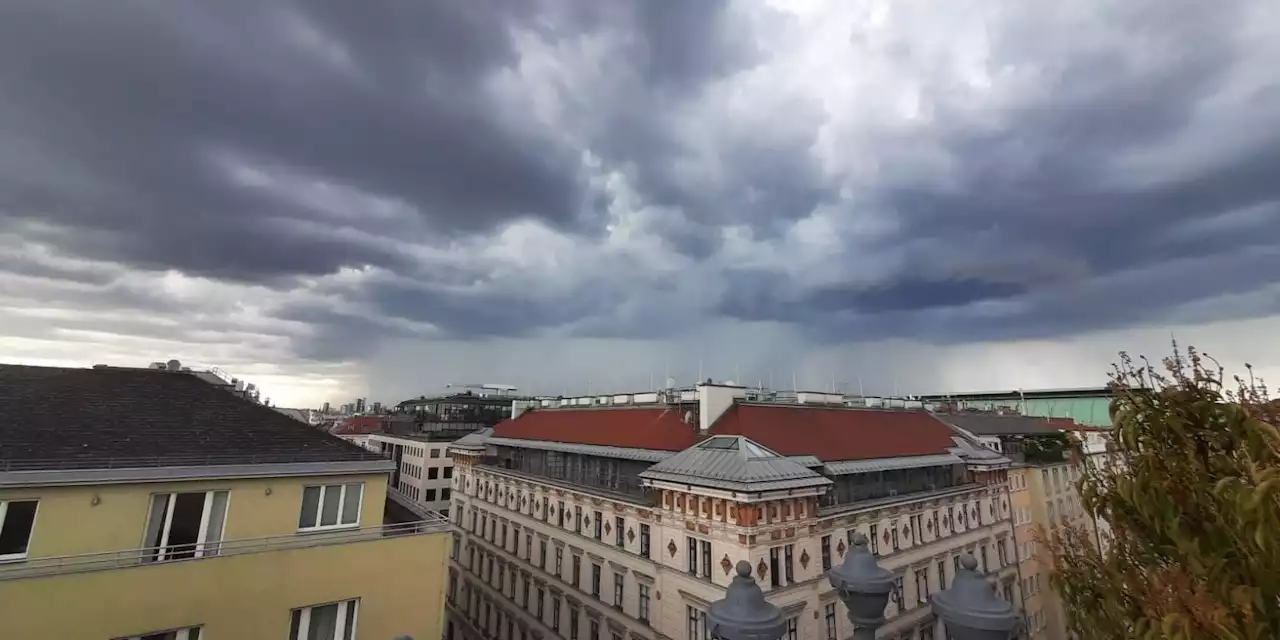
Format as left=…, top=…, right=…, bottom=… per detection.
left=1, top=0, right=1278, bottom=362
left=0, top=0, right=595, bottom=281
left=715, top=0, right=1280, bottom=341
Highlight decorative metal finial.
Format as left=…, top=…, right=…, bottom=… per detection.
left=930, top=552, right=1021, bottom=638
left=706, top=560, right=787, bottom=640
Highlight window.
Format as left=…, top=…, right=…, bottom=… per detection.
left=429, top=468, right=439, bottom=480
left=575, top=506, right=583, bottom=534
left=540, top=540, right=548, bottom=571
left=1002, top=582, right=1014, bottom=603
left=0, top=499, right=38, bottom=560
left=113, top=627, right=202, bottom=640
left=892, top=576, right=905, bottom=614
left=537, top=588, right=546, bottom=618
left=501, top=523, right=508, bottom=549
left=821, top=535, right=832, bottom=571
left=555, top=546, right=564, bottom=577
left=932, top=510, right=940, bottom=538
left=701, top=539, right=711, bottom=577
left=910, top=514, right=924, bottom=544
left=785, top=617, right=798, bottom=640
left=525, top=533, right=533, bottom=560
left=868, top=524, right=879, bottom=554
left=298, top=484, right=362, bottom=530
left=431, top=448, right=441, bottom=458
left=980, top=546, right=989, bottom=572
left=824, top=603, right=836, bottom=640
left=593, top=511, right=603, bottom=540
left=769, top=546, right=781, bottom=587
left=915, top=567, right=930, bottom=603
left=542, top=497, right=550, bottom=522
left=997, top=539, right=1008, bottom=567
left=687, top=606, right=706, bottom=640
left=558, top=501, right=566, bottom=528
left=783, top=544, right=794, bottom=583
left=687, top=536, right=698, bottom=574
left=616, top=516, right=625, bottom=547
left=571, top=555, right=581, bottom=588
left=590, top=620, right=600, bottom=640
left=638, top=584, right=651, bottom=623
left=937, top=559, right=947, bottom=590
left=613, top=573, right=625, bottom=608
left=570, top=606, right=580, bottom=640
left=890, top=521, right=900, bottom=551
left=444, top=467, right=453, bottom=479
left=591, top=563, right=602, bottom=597
left=289, top=599, right=358, bottom=640
left=425, top=489, right=437, bottom=502
left=639, top=523, right=651, bottom=557
left=551, top=597, right=561, bottom=632
left=144, top=491, right=228, bottom=561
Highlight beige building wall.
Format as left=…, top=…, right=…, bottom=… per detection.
left=448, top=457, right=1023, bottom=640
left=0, top=473, right=450, bottom=640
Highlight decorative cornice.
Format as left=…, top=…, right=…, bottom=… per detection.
left=678, top=590, right=711, bottom=608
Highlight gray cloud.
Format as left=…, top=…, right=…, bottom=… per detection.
left=1, top=0, right=1279, bottom=393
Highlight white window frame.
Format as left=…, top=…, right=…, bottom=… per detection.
left=144, top=491, right=229, bottom=562
left=0, top=498, right=40, bottom=562
left=114, top=626, right=202, bottom=640
left=298, top=483, right=363, bottom=532
left=290, top=598, right=359, bottom=640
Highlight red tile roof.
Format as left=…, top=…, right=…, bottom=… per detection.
left=493, top=407, right=698, bottom=451
left=330, top=416, right=387, bottom=435
left=709, top=404, right=959, bottom=462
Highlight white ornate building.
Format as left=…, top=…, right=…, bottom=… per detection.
left=446, top=383, right=1021, bottom=640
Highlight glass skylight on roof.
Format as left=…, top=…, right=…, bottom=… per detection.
left=741, top=440, right=776, bottom=458
left=698, top=436, right=740, bottom=450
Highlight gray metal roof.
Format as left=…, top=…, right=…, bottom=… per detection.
left=482, top=436, right=673, bottom=462
left=933, top=413, right=1061, bottom=436
left=451, top=427, right=494, bottom=450
left=787, top=455, right=823, bottom=467
left=823, top=453, right=963, bottom=476
left=639, top=435, right=831, bottom=492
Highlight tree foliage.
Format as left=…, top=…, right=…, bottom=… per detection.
left=1048, top=344, right=1280, bottom=639
left=1023, top=431, right=1070, bottom=464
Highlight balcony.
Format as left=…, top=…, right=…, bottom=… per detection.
left=0, top=517, right=449, bottom=581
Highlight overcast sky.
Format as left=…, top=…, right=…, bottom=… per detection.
left=2, top=0, right=1278, bottom=407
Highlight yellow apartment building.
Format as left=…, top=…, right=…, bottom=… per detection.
left=0, top=364, right=451, bottom=640
left=935, top=412, right=1097, bottom=640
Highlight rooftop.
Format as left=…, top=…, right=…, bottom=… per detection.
left=639, top=435, right=832, bottom=493
left=711, top=403, right=960, bottom=462
left=917, top=386, right=1115, bottom=400
left=0, top=365, right=385, bottom=472
left=494, top=406, right=698, bottom=452
left=490, top=402, right=967, bottom=463
left=932, top=412, right=1063, bottom=436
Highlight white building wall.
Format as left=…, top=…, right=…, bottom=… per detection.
left=371, top=433, right=457, bottom=515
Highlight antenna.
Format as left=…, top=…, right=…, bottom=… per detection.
left=792, top=370, right=797, bottom=392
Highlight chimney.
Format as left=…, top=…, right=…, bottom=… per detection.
left=511, top=400, right=534, bottom=420
left=696, top=380, right=746, bottom=433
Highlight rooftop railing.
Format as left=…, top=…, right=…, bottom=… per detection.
left=0, top=516, right=449, bottom=581
left=0, top=449, right=390, bottom=472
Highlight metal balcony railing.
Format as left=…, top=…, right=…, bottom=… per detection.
left=0, top=516, right=450, bottom=581
left=0, top=450, right=390, bottom=472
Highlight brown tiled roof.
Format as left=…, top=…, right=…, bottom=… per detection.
left=0, top=365, right=385, bottom=470
left=493, top=407, right=698, bottom=451
left=708, top=404, right=959, bottom=462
